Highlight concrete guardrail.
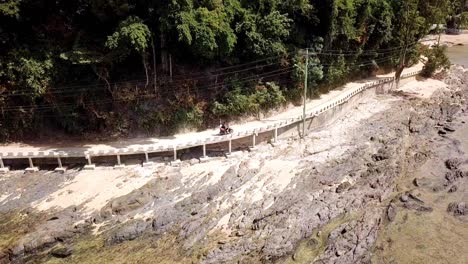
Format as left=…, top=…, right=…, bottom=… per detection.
left=0, top=71, right=421, bottom=172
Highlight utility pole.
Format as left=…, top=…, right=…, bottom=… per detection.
left=302, top=48, right=309, bottom=138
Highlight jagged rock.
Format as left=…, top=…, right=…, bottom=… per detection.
left=0, top=250, right=10, bottom=264
left=413, top=177, right=431, bottom=187
left=445, top=170, right=465, bottom=184
left=432, top=185, right=445, bottom=192
left=387, top=204, right=397, bottom=222
left=408, top=114, right=424, bottom=133
left=408, top=193, right=425, bottom=203
left=443, top=125, right=456, bottom=132
left=106, top=220, right=148, bottom=245
left=101, top=190, right=154, bottom=218
left=438, top=130, right=447, bottom=135
left=447, top=202, right=466, bottom=216
left=403, top=202, right=433, bottom=212
left=336, top=182, right=352, bottom=193
left=49, top=244, right=73, bottom=258
left=372, top=148, right=391, bottom=162
left=445, top=159, right=461, bottom=170
left=400, top=195, right=409, bottom=202
left=20, top=234, right=56, bottom=254
left=235, top=231, right=245, bottom=237
left=448, top=185, right=458, bottom=193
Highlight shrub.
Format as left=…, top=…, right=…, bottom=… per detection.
left=212, top=81, right=286, bottom=118
left=173, top=105, right=204, bottom=129
left=421, top=45, right=451, bottom=77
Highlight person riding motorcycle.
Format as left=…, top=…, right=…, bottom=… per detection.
left=220, top=122, right=228, bottom=133
left=219, top=122, right=232, bottom=135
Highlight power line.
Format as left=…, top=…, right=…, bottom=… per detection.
left=2, top=49, right=401, bottom=98
left=0, top=67, right=297, bottom=111
left=0, top=53, right=400, bottom=113
left=0, top=53, right=401, bottom=112
left=1, top=44, right=415, bottom=97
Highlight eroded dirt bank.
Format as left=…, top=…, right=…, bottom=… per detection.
left=0, top=67, right=467, bottom=264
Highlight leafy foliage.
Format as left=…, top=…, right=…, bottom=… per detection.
left=106, top=16, right=151, bottom=57
left=0, top=0, right=21, bottom=18
left=212, top=81, right=286, bottom=117
left=2, top=49, right=54, bottom=98
left=0, top=0, right=456, bottom=140
left=175, top=5, right=237, bottom=59
left=421, top=45, right=451, bottom=77
left=236, top=10, right=292, bottom=57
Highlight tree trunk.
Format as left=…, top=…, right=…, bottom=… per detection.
left=93, top=66, right=113, bottom=98
left=169, top=53, right=173, bottom=82
left=142, top=54, right=149, bottom=87
left=394, top=41, right=408, bottom=90
left=152, top=39, right=157, bottom=93
left=394, top=65, right=405, bottom=90
left=160, top=32, right=168, bottom=74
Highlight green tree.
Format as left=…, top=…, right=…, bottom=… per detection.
left=175, top=5, right=237, bottom=59
left=2, top=49, right=54, bottom=98
left=106, top=16, right=152, bottom=86
left=447, top=0, right=468, bottom=30
left=0, top=0, right=21, bottom=18
left=391, top=0, right=426, bottom=88
left=421, top=45, right=451, bottom=77
left=236, top=10, right=292, bottom=57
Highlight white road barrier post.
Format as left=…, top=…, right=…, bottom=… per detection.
left=57, top=157, right=62, bottom=168
left=143, top=152, right=154, bottom=167
left=250, top=133, right=257, bottom=150
left=0, top=157, right=9, bottom=173
left=54, top=155, right=67, bottom=173
left=200, top=144, right=210, bottom=162
left=114, top=154, right=126, bottom=169
left=171, top=145, right=181, bottom=166
left=25, top=157, right=39, bottom=173
left=274, top=127, right=278, bottom=143
left=84, top=154, right=96, bottom=170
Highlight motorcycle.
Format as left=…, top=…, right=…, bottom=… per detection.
left=219, top=126, right=234, bottom=135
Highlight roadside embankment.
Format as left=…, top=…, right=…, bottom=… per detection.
left=0, top=66, right=467, bottom=263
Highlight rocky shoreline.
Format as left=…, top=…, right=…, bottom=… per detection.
left=0, top=66, right=467, bottom=264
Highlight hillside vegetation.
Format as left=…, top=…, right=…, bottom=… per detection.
left=0, top=0, right=463, bottom=140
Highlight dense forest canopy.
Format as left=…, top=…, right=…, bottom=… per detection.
left=0, top=0, right=464, bottom=141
